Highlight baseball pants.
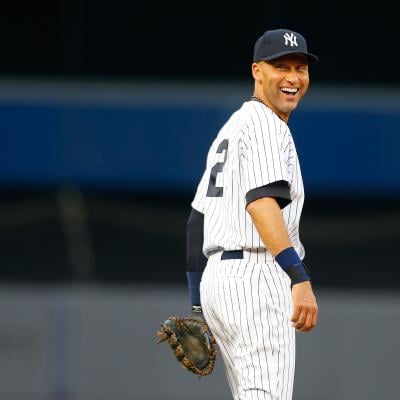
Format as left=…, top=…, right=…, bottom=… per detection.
left=200, top=250, right=295, bottom=400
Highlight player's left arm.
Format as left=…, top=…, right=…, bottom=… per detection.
left=246, top=196, right=318, bottom=333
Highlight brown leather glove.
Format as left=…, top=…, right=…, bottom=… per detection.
left=157, top=309, right=217, bottom=377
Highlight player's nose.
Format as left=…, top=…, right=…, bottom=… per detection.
left=284, top=70, right=300, bottom=84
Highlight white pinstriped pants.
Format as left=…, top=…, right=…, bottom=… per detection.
left=200, top=251, right=295, bottom=400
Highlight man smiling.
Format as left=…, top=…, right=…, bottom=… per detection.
left=186, top=28, right=319, bottom=399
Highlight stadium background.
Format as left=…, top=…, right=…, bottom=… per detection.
left=0, top=3, right=399, bottom=400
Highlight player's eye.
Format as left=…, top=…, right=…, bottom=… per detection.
left=274, top=63, right=289, bottom=70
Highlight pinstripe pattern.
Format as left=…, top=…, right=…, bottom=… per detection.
left=192, top=100, right=303, bottom=399
left=200, top=253, right=295, bottom=400
left=192, top=100, right=305, bottom=260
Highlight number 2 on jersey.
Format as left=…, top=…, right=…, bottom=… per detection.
left=206, top=139, right=229, bottom=197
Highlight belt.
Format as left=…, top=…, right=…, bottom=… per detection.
left=221, top=250, right=244, bottom=260
left=219, top=248, right=275, bottom=263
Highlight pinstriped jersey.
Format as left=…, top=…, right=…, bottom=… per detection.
left=191, top=99, right=305, bottom=261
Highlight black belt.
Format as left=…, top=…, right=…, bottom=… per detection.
left=221, top=250, right=244, bottom=260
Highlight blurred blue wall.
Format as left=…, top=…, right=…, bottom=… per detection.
left=1, top=81, right=399, bottom=196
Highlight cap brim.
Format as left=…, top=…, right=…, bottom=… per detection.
left=258, top=51, right=319, bottom=64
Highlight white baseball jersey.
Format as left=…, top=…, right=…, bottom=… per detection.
left=192, top=99, right=305, bottom=261
left=192, top=99, right=305, bottom=400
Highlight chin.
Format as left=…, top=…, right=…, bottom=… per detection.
left=281, top=104, right=298, bottom=113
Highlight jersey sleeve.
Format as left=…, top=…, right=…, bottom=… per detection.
left=191, top=169, right=208, bottom=213
left=240, top=106, right=291, bottom=208
left=191, top=137, right=219, bottom=213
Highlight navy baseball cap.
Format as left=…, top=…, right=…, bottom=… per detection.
left=253, top=29, right=319, bottom=64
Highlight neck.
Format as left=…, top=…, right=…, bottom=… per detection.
left=250, top=95, right=290, bottom=123
left=250, top=95, right=265, bottom=105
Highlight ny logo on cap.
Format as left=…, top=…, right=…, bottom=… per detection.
left=283, top=32, right=298, bottom=47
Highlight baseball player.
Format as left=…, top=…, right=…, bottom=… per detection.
left=186, top=29, right=319, bottom=399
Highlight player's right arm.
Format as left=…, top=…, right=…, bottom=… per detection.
left=246, top=197, right=318, bottom=333
left=186, top=207, right=207, bottom=308
left=185, top=161, right=211, bottom=312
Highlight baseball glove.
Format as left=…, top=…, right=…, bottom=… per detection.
left=156, top=314, right=217, bottom=377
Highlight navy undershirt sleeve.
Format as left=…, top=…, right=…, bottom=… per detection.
left=245, top=180, right=291, bottom=209
left=186, top=207, right=208, bottom=306
left=186, top=208, right=208, bottom=272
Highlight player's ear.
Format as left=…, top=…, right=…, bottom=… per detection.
left=252, top=62, right=262, bottom=83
